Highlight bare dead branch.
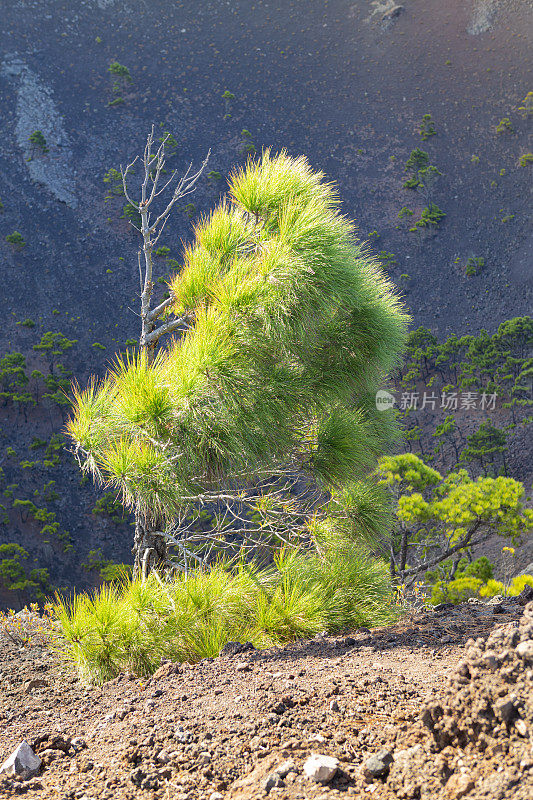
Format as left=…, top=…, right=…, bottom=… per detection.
left=147, top=294, right=177, bottom=322
left=141, top=316, right=191, bottom=347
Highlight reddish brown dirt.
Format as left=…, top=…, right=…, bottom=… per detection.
left=0, top=598, right=531, bottom=800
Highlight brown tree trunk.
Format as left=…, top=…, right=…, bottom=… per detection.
left=133, top=514, right=168, bottom=580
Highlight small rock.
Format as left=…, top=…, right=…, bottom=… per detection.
left=0, top=742, right=42, bottom=780
left=275, top=758, right=296, bottom=778
left=23, top=678, right=48, bottom=693
left=516, top=641, right=533, bottom=661
left=264, top=772, right=285, bottom=792
left=303, top=754, right=339, bottom=784
left=220, top=641, right=255, bottom=657
left=382, top=4, right=403, bottom=21
left=515, top=719, right=528, bottom=736
left=480, top=651, right=500, bottom=670
left=235, top=661, right=251, bottom=672
left=209, top=794, right=224, bottom=800
left=445, top=772, right=475, bottom=798
left=329, top=700, right=340, bottom=712
left=365, top=749, right=394, bottom=778
left=40, top=748, right=65, bottom=764
left=494, top=697, right=517, bottom=724
left=152, top=661, right=181, bottom=680
left=70, top=738, right=87, bottom=753
left=518, top=584, right=533, bottom=605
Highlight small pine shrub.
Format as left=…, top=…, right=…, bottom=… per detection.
left=28, top=130, right=49, bottom=154
left=398, top=207, right=414, bottom=219
left=465, top=256, right=485, bottom=276
left=54, top=541, right=395, bottom=684
left=6, top=232, right=26, bottom=249
left=496, top=117, right=513, bottom=134
left=419, top=113, right=436, bottom=140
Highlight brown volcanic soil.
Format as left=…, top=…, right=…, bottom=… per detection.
left=1, top=597, right=532, bottom=800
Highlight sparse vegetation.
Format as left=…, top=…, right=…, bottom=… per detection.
left=409, top=203, right=446, bottom=231
left=419, top=113, right=436, bottom=140
left=517, top=91, right=533, bottom=117
left=464, top=256, right=485, bottom=277
left=28, top=129, right=49, bottom=155
left=5, top=231, right=26, bottom=249
left=377, top=453, right=533, bottom=585
left=496, top=117, right=513, bottom=134
left=222, top=89, right=235, bottom=118
left=398, top=207, right=414, bottom=219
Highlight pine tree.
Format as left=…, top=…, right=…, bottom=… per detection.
left=68, top=150, right=409, bottom=578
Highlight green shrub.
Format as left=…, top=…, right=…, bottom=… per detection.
left=92, top=491, right=127, bottom=524
left=402, top=176, right=420, bottom=189
left=519, top=153, right=533, bottom=167
left=378, top=251, right=397, bottom=268
left=409, top=203, right=446, bottom=231
left=479, top=579, right=504, bottom=597
left=54, top=540, right=395, bottom=683
left=431, top=576, right=482, bottom=605
left=28, top=130, right=49, bottom=155
left=462, top=556, right=493, bottom=583
left=496, top=117, right=513, bottom=134
left=398, top=207, right=414, bottom=219
left=108, top=62, right=132, bottom=83
left=419, top=113, right=436, bottom=140
left=6, top=231, right=26, bottom=249
left=507, top=574, right=533, bottom=595
left=103, top=168, right=125, bottom=197
left=465, top=257, right=485, bottom=276
left=518, top=92, right=533, bottom=117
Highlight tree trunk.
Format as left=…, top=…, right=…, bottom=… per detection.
left=399, top=524, right=409, bottom=575
left=133, top=514, right=168, bottom=580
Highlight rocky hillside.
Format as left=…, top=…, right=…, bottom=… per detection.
left=0, top=0, right=532, bottom=605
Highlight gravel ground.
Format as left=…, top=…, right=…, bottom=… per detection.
left=1, top=596, right=531, bottom=799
